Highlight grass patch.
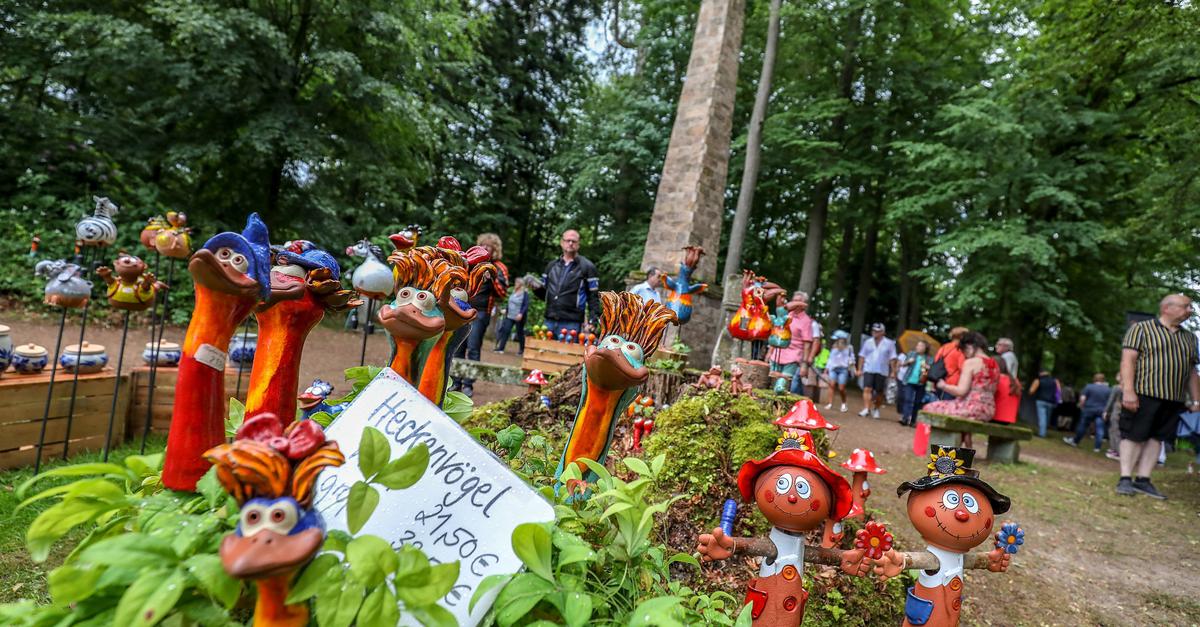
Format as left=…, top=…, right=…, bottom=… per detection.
left=0, top=436, right=167, bottom=604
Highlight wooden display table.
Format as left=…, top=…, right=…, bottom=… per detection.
left=520, top=338, right=587, bottom=374
left=0, top=367, right=129, bottom=469
left=128, top=366, right=248, bottom=436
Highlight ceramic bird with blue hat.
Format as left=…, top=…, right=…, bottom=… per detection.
left=872, top=446, right=1021, bottom=627
left=663, top=245, right=708, bottom=324
left=297, top=378, right=349, bottom=420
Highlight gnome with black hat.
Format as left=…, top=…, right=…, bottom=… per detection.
left=696, top=430, right=876, bottom=626
left=873, top=446, right=1023, bottom=627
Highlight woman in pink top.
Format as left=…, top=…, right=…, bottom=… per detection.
left=922, top=331, right=999, bottom=449
left=767, top=292, right=814, bottom=394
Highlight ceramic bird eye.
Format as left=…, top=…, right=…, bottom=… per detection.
left=395, top=287, right=415, bottom=306
left=413, top=290, right=437, bottom=312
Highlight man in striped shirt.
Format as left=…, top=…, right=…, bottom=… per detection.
left=1116, top=294, right=1200, bottom=499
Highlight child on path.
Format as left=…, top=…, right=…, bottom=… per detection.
left=493, top=277, right=529, bottom=355
left=824, top=331, right=855, bottom=413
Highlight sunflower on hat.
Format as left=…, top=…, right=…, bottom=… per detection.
left=927, top=447, right=967, bottom=478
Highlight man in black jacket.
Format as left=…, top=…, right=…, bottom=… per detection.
left=533, top=229, right=600, bottom=339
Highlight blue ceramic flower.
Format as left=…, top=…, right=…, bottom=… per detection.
left=995, top=522, right=1024, bottom=554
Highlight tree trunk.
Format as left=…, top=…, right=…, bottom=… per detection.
left=849, top=187, right=881, bottom=352
left=826, top=212, right=856, bottom=330
left=895, top=229, right=912, bottom=336
left=796, top=6, right=864, bottom=297
left=721, top=0, right=782, bottom=280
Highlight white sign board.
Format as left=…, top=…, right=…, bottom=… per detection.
left=312, top=368, right=555, bottom=626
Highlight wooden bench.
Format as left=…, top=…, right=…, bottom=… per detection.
left=917, top=412, right=1033, bottom=463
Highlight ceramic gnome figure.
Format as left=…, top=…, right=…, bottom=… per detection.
left=697, top=430, right=873, bottom=626
left=96, top=252, right=164, bottom=311
left=873, top=447, right=1021, bottom=627
left=663, top=245, right=708, bottom=324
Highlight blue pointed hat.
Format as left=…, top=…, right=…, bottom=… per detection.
left=277, top=246, right=342, bottom=281
left=201, top=213, right=273, bottom=300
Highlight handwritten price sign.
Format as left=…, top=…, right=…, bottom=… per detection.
left=313, top=368, right=554, bottom=626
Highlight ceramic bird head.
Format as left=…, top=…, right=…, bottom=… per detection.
left=584, top=292, right=676, bottom=391
left=191, top=213, right=273, bottom=300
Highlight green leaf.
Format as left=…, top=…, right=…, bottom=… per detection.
left=627, top=596, right=685, bottom=627
left=315, top=578, right=365, bottom=627
left=17, top=464, right=131, bottom=500
left=356, top=585, right=400, bottom=627
left=493, top=573, right=555, bottom=627
left=346, top=535, right=398, bottom=587
left=324, top=530, right=353, bottom=553
left=359, top=427, right=391, bottom=480
left=372, top=443, right=429, bottom=490
left=393, top=545, right=432, bottom=587
left=124, top=453, right=164, bottom=478
left=510, top=523, right=553, bottom=582
left=551, top=530, right=595, bottom=567
left=560, top=591, right=593, bottom=627
left=310, top=411, right=335, bottom=428
left=286, top=553, right=341, bottom=604
left=347, top=482, right=380, bottom=534
left=16, top=478, right=123, bottom=512
left=410, top=603, right=457, bottom=627
left=622, top=456, right=651, bottom=477
left=600, top=502, right=634, bottom=520
left=183, top=554, right=241, bottom=609
left=469, top=574, right=512, bottom=613
left=495, top=424, right=526, bottom=456
left=224, top=398, right=245, bottom=439
left=115, top=567, right=186, bottom=627
left=441, top=390, right=475, bottom=423
left=650, top=454, right=666, bottom=476
left=734, top=601, right=754, bottom=627
left=396, top=562, right=459, bottom=607
left=666, top=552, right=701, bottom=570
left=48, top=564, right=103, bottom=604
left=195, top=467, right=229, bottom=510
left=78, top=533, right=179, bottom=569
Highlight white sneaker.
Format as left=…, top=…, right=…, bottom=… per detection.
left=872, top=409, right=881, bottom=419
left=840, top=403, right=848, bottom=413
left=824, top=403, right=833, bottom=410
left=858, top=408, right=869, bottom=417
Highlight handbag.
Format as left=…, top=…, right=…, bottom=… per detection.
left=927, top=356, right=948, bottom=382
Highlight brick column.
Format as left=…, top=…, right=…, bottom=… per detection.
left=639, top=0, right=745, bottom=366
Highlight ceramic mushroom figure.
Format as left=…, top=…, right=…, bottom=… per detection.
left=96, top=252, right=164, bottom=311
left=663, top=245, right=708, bottom=324
left=697, top=431, right=873, bottom=626
left=555, top=292, right=676, bottom=487
left=873, top=446, right=1018, bottom=627
left=245, top=241, right=357, bottom=422
left=524, top=369, right=548, bottom=394
left=154, top=211, right=193, bottom=259
left=162, top=213, right=273, bottom=491
left=205, top=413, right=344, bottom=627
left=841, top=448, right=887, bottom=519
left=297, top=379, right=348, bottom=421
left=696, top=365, right=724, bottom=390
left=34, top=259, right=93, bottom=308
left=76, top=196, right=119, bottom=247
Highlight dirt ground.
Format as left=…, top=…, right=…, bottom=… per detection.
left=5, top=310, right=1200, bottom=625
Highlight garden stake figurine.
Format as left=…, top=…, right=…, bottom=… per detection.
left=873, top=446, right=1020, bottom=627
left=728, top=270, right=785, bottom=361
left=297, top=379, right=349, bottom=420
left=96, top=253, right=164, bottom=311
left=162, top=213, right=273, bottom=491
left=34, top=259, right=93, bottom=308
left=663, top=245, right=708, bottom=324
left=140, top=215, right=168, bottom=251
left=245, top=242, right=357, bottom=422
left=154, top=211, right=193, bottom=259
left=555, top=292, right=676, bottom=489
left=378, top=252, right=447, bottom=383
left=76, top=196, right=119, bottom=248
left=697, top=430, right=875, bottom=626
left=767, top=298, right=794, bottom=393
left=345, top=238, right=394, bottom=365
left=206, top=413, right=345, bottom=627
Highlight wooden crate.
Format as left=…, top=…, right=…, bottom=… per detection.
left=127, top=366, right=249, bottom=436
left=520, top=338, right=587, bottom=374
left=0, top=367, right=130, bottom=469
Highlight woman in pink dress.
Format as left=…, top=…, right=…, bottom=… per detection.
left=922, top=332, right=998, bottom=449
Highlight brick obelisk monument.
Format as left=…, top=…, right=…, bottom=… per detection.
left=638, top=0, right=745, bottom=366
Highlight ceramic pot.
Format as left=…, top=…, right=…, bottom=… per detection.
left=12, top=343, right=48, bottom=374
left=143, top=340, right=182, bottom=367
left=60, top=341, right=109, bottom=374
left=229, top=333, right=257, bottom=366
left=0, top=324, right=12, bottom=374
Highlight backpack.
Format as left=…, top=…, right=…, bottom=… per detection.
left=927, top=356, right=948, bottom=383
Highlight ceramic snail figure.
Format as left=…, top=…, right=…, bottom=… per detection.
left=872, top=447, right=1021, bottom=627
left=697, top=430, right=875, bottom=626
left=663, top=245, right=708, bottom=324
left=696, top=365, right=723, bottom=390
left=162, top=214, right=273, bottom=492
left=34, top=259, right=93, bottom=308
left=245, top=241, right=358, bottom=422
left=728, top=271, right=786, bottom=361
left=140, top=215, right=168, bottom=251
left=345, top=238, right=394, bottom=301
left=154, top=211, right=193, bottom=259
left=96, top=252, right=165, bottom=311
left=76, top=196, right=119, bottom=247
left=555, top=292, right=676, bottom=487
left=206, top=413, right=344, bottom=627
left=297, top=379, right=349, bottom=421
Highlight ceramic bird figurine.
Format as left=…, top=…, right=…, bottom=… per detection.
left=345, top=238, right=394, bottom=301
left=162, top=213, right=273, bottom=491
left=76, top=196, right=119, bottom=247
left=696, top=431, right=873, bottom=626
left=872, top=447, right=1020, bottom=627
left=297, top=379, right=348, bottom=420
left=34, top=259, right=93, bottom=308
left=95, top=252, right=165, bottom=311
left=555, top=292, right=676, bottom=488
left=728, top=271, right=785, bottom=361
left=206, top=413, right=344, bottom=627
left=245, top=242, right=358, bottom=422
left=378, top=252, right=448, bottom=383
left=663, top=246, right=708, bottom=324
left=388, top=224, right=422, bottom=253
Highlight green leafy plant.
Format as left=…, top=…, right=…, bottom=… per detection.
left=345, top=427, right=429, bottom=534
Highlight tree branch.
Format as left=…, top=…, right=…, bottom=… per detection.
left=611, top=0, right=636, bottom=50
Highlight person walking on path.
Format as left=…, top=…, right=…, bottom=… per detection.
left=793, top=314, right=824, bottom=398
left=996, top=337, right=1018, bottom=379
left=1103, top=374, right=1124, bottom=460
left=897, top=340, right=932, bottom=427
left=1115, top=294, right=1200, bottom=499
left=857, top=323, right=898, bottom=419
left=493, top=277, right=529, bottom=355
left=452, top=233, right=509, bottom=397
left=1028, top=370, right=1060, bottom=437
left=1065, top=373, right=1112, bottom=452
left=923, top=331, right=999, bottom=449
left=630, top=267, right=664, bottom=304
left=823, top=331, right=854, bottom=413
left=533, top=229, right=601, bottom=338
left=932, top=327, right=968, bottom=400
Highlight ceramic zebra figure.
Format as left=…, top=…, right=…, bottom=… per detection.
left=76, top=196, right=119, bottom=247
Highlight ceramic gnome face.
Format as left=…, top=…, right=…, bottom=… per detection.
left=906, top=486, right=996, bottom=553
left=754, top=466, right=833, bottom=532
